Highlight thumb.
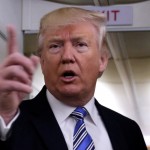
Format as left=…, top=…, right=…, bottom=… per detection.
left=30, top=55, right=40, bottom=68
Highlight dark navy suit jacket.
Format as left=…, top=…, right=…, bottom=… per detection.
left=0, top=86, right=147, bottom=150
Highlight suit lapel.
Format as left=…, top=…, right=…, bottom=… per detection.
left=95, top=100, right=128, bottom=150
left=29, top=86, right=68, bottom=150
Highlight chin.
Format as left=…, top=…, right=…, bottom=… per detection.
left=57, top=86, right=82, bottom=98
left=60, top=89, right=80, bottom=97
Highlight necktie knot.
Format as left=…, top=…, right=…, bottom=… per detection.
left=71, top=107, right=88, bottom=120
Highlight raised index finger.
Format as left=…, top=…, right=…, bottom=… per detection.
left=7, top=25, right=18, bottom=55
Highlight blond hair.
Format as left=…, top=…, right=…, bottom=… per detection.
left=37, top=7, right=109, bottom=56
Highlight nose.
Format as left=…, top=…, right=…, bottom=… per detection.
left=61, top=43, right=75, bottom=64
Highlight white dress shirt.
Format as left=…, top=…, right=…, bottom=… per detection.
left=0, top=90, right=113, bottom=150
left=46, top=90, right=113, bottom=150
left=0, top=111, right=20, bottom=141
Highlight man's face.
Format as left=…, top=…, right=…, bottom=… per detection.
left=40, top=22, right=108, bottom=106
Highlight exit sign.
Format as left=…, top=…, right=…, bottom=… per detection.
left=84, top=6, right=133, bottom=26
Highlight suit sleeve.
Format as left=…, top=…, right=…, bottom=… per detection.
left=0, top=111, right=20, bottom=141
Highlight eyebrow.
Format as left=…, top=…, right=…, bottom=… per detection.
left=48, top=35, right=88, bottom=42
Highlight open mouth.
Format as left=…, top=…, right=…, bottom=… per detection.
left=62, top=71, right=76, bottom=78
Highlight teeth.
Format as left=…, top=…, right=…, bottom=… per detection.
left=64, top=76, right=73, bottom=78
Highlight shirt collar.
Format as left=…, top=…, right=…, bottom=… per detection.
left=46, top=90, right=98, bottom=126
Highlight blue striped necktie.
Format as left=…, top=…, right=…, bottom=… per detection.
left=71, top=107, right=95, bottom=150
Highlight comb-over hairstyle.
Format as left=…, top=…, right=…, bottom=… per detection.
left=38, top=7, right=109, bottom=57
left=39, top=7, right=106, bottom=33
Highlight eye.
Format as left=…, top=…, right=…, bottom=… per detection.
left=78, top=42, right=86, bottom=46
left=75, top=42, right=88, bottom=52
left=76, top=42, right=87, bottom=47
left=48, top=43, right=63, bottom=53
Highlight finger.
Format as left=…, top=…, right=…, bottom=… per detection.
left=30, top=55, right=40, bottom=68
left=3, top=53, right=35, bottom=75
left=0, top=80, right=32, bottom=93
left=7, top=25, right=18, bottom=55
left=2, top=65, right=32, bottom=85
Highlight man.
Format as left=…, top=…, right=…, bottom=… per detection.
left=0, top=7, right=147, bottom=150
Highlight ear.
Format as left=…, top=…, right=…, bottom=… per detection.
left=98, top=38, right=110, bottom=77
left=98, top=51, right=109, bottom=76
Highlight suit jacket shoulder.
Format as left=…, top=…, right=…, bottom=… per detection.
left=95, top=100, right=147, bottom=150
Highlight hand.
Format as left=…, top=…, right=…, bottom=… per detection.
left=0, top=25, right=39, bottom=124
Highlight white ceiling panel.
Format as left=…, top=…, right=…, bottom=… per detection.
left=45, top=0, right=149, bottom=5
